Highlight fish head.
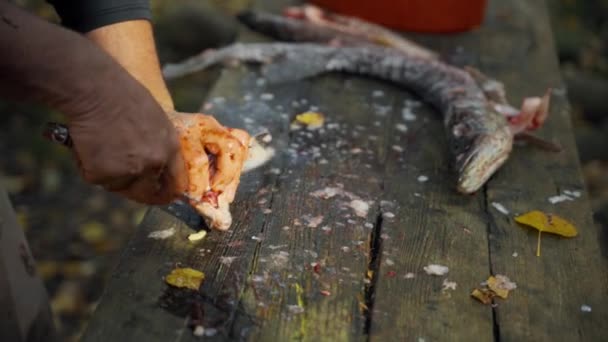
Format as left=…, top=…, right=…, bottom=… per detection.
left=456, top=125, right=513, bottom=194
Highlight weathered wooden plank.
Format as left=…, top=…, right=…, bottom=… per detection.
left=480, top=1, right=608, bottom=341
left=234, top=74, right=393, bottom=341
left=364, top=0, right=606, bottom=340
left=83, top=0, right=607, bottom=341
left=366, top=32, right=494, bottom=342
left=81, top=67, right=289, bottom=341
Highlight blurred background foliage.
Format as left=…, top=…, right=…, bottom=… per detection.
left=1, top=0, right=606, bottom=341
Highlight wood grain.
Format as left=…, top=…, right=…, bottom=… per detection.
left=82, top=0, right=607, bottom=341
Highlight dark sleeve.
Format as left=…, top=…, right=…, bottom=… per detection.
left=47, top=0, right=152, bottom=33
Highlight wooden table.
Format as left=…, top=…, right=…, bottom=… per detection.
left=82, top=0, right=608, bottom=340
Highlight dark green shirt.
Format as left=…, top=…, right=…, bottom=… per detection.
left=48, top=0, right=151, bottom=33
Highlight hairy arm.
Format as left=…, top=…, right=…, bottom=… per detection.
left=86, top=19, right=175, bottom=111
left=81, top=15, right=252, bottom=229
left=0, top=1, right=187, bottom=204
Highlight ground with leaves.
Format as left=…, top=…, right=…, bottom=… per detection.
left=0, top=1, right=606, bottom=341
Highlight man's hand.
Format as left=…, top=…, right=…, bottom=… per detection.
left=68, top=98, right=188, bottom=205
left=169, top=112, right=250, bottom=230
left=0, top=2, right=188, bottom=205
left=169, top=112, right=249, bottom=202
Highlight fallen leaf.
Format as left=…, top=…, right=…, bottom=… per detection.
left=79, top=222, right=107, bottom=245
left=294, top=111, right=325, bottom=129
left=486, top=275, right=516, bottom=299
left=471, top=274, right=516, bottom=305
left=514, top=211, right=577, bottom=256
left=471, top=288, right=493, bottom=305
left=165, top=268, right=205, bottom=290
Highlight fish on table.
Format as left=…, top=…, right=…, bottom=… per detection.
left=163, top=42, right=551, bottom=194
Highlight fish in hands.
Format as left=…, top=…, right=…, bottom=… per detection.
left=169, top=112, right=250, bottom=230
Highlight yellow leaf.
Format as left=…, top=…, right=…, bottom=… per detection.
left=487, top=276, right=509, bottom=299
left=514, top=211, right=578, bottom=256
left=165, top=268, right=205, bottom=290
left=471, top=288, right=493, bottom=305
left=80, top=222, right=107, bottom=244
left=294, top=111, right=325, bottom=129
left=37, top=261, right=59, bottom=280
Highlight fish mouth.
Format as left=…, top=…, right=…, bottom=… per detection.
left=457, top=128, right=513, bottom=194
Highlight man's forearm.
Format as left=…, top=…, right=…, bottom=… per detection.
left=86, top=20, right=175, bottom=111
left=0, top=2, right=147, bottom=119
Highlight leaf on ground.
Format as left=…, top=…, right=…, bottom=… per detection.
left=165, top=268, right=205, bottom=290
left=514, top=210, right=577, bottom=256
left=79, top=222, right=107, bottom=245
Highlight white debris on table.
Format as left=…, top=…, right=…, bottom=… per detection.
left=382, top=212, right=395, bottom=219
left=147, top=227, right=175, bottom=240
left=417, top=175, right=429, bottom=183
left=491, top=202, right=510, bottom=215
left=288, top=305, right=305, bottom=314
left=350, top=200, right=370, bottom=218
left=193, top=326, right=205, bottom=337
left=219, top=256, right=237, bottom=266
left=395, top=123, right=408, bottom=132
left=310, top=187, right=342, bottom=199
left=402, top=107, right=417, bottom=121
left=442, top=279, right=457, bottom=291
left=493, top=274, right=517, bottom=291
left=423, top=264, right=449, bottom=276
left=548, top=189, right=582, bottom=204
left=580, top=305, right=592, bottom=313
left=372, top=90, right=384, bottom=97
left=306, top=215, right=324, bottom=228
left=260, top=93, right=274, bottom=101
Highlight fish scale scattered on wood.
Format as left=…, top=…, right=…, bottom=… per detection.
left=163, top=8, right=554, bottom=194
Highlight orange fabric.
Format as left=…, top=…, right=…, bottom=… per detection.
left=310, top=0, right=487, bottom=33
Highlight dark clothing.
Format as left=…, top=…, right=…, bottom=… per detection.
left=0, top=185, right=57, bottom=342
left=48, top=0, right=151, bottom=33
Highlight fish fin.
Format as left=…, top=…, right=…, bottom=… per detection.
left=514, top=132, right=562, bottom=152
left=508, top=89, right=552, bottom=134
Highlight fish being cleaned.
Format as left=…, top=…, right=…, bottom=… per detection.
left=162, top=43, right=550, bottom=194
left=237, top=7, right=556, bottom=139
left=237, top=4, right=437, bottom=60
left=43, top=121, right=275, bottom=230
